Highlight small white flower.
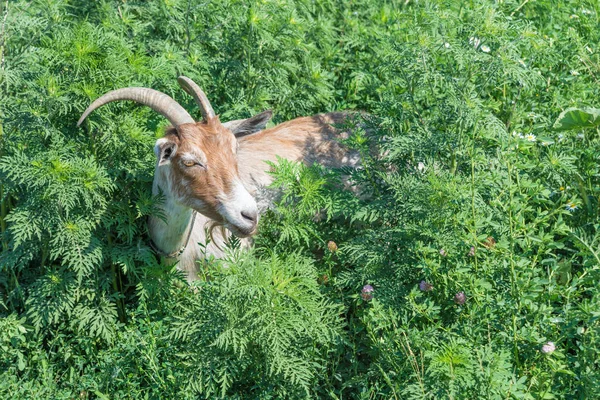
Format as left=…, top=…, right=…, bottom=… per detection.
left=417, top=162, right=425, bottom=172
left=570, top=70, right=580, bottom=76
left=557, top=134, right=564, bottom=142
left=541, top=141, right=549, bottom=146
left=512, top=131, right=518, bottom=137
left=480, top=45, right=491, bottom=53
left=570, top=14, right=579, bottom=19
left=582, top=9, right=592, bottom=15
left=444, top=42, right=451, bottom=48
left=525, top=134, right=536, bottom=142
left=565, top=202, right=578, bottom=212
left=577, top=133, right=585, bottom=139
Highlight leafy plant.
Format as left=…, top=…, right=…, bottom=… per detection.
left=553, top=107, right=600, bottom=131
left=1, top=0, right=600, bottom=398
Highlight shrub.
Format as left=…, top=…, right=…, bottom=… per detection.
left=1, top=0, right=599, bottom=398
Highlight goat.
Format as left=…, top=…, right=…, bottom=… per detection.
left=78, top=76, right=359, bottom=281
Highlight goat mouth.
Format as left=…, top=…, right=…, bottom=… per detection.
left=227, top=223, right=257, bottom=238
left=197, top=210, right=256, bottom=238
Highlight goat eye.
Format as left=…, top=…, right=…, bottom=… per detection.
left=183, top=160, right=195, bottom=167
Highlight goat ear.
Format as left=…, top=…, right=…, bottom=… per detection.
left=154, top=138, right=178, bottom=165
left=223, top=110, right=273, bottom=138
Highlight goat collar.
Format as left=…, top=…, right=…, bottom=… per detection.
left=149, top=210, right=197, bottom=258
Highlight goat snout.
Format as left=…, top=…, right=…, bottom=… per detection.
left=218, top=209, right=258, bottom=237
left=233, top=205, right=258, bottom=237
left=241, top=208, right=258, bottom=223
left=219, top=182, right=259, bottom=237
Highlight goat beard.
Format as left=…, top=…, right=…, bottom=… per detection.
left=205, top=220, right=230, bottom=252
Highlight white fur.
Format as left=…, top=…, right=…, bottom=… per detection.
left=148, top=164, right=231, bottom=281
left=218, top=180, right=258, bottom=237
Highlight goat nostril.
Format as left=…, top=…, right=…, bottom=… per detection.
left=241, top=210, right=257, bottom=223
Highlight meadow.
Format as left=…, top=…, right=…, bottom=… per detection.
left=0, top=0, right=599, bottom=398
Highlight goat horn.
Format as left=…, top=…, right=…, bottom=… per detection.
left=177, top=76, right=216, bottom=121
left=77, top=87, right=195, bottom=127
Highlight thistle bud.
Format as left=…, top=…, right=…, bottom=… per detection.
left=361, top=284, right=374, bottom=301
left=419, top=280, right=433, bottom=292
left=327, top=241, right=338, bottom=253
left=484, top=236, right=496, bottom=249
left=541, top=341, right=556, bottom=355
left=454, top=291, right=466, bottom=305
left=468, top=246, right=476, bottom=257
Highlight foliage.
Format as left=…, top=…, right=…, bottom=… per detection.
left=553, top=107, right=600, bottom=131
left=1, top=0, right=600, bottom=398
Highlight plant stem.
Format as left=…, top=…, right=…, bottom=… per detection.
left=107, top=232, right=126, bottom=323
left=0, top=119, right=6, bottom=252
left=470, top=122, right=479, bottom=272
left=511, top=0, right=530, bottom=16
left=0, top=1, right=8, bottom=72
left=0, top=184, right=6, bottom=251
left=184, top=0, right=191, bottom=56
left=0, top=1, right=6, bottom=250
left=505, top=155, right=521, bottom=372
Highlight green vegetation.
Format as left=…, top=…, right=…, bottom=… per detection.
left=1, top=0, right=599, bottom=398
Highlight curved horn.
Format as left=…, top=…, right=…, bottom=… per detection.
left=77, top=87, right=195, bottom=127
left=177, top=76, right=216, bottom=121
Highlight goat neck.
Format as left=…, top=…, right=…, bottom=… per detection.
left=147, top=166, right=195, bottom=257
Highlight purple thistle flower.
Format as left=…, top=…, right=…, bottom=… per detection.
left=361, top=284, right=374, bottom=301
left=454, top=291, right=466, bottom=305
left=419, top=280, right=433, bottom=292
left=468, top=246, right=476, bottom=257
left=541, top=342, right=556, bottom=354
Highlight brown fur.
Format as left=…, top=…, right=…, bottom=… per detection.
left=163, top=119, right=241, bottom=222
left=236, top=112, right=361, bottom=189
